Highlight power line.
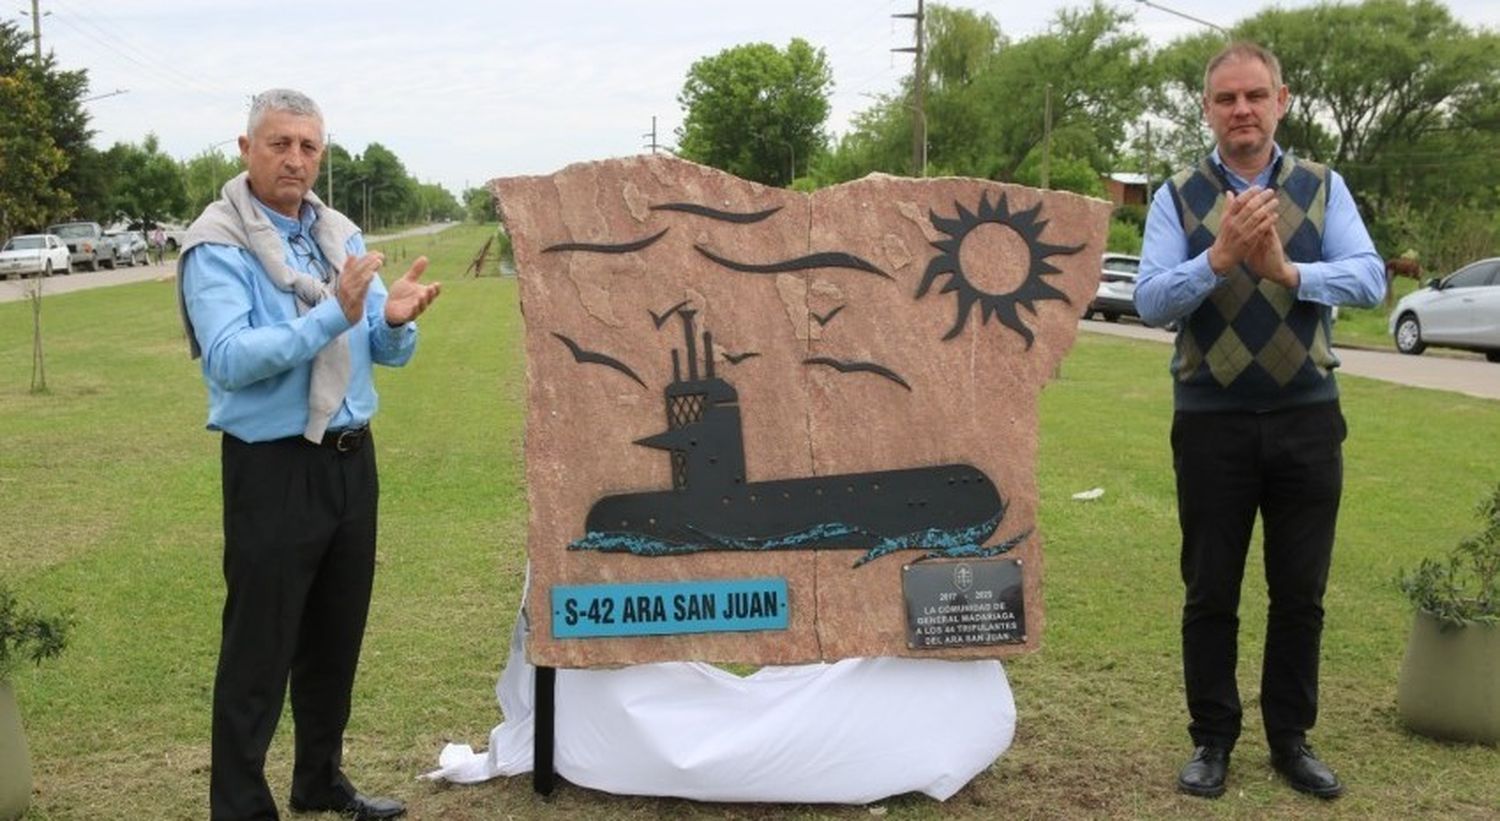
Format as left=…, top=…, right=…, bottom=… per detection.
left=45, top=0, right=217, bottom=95
left=1132, top=0, right=1230, bottom=35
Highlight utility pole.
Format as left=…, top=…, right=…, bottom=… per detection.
left=27, top=0, right=44, bottom=64
left=326, top=132, right=334, bottom=205
left=1041, top=84, right=1053, bottom=189
left=893, top=0, right=926, bottom=177
left=1143, top=121, right=1153, bottom=198
left=643, top=116, right=663, bottom=154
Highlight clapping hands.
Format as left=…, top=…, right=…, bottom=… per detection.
left=1207, top=186, right=1300, bottom=289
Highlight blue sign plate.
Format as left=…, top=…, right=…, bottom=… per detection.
left=551, top=577, right=789, bottom=639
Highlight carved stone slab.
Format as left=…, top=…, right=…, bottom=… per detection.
left=495, top=154, right=1109, bottom=667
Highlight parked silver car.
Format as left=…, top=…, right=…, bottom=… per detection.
left=46, top=221, right=116, bottom=271
left=1085, top=253, right=1141, bottom=322
left=0, top=233, right=72, bottom=278
left=105, top=231, right=149, bottom=267
left=1389, top=257, right=1500, bottom=363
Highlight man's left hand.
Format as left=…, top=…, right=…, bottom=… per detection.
left=384, top=256, right=441, bottom=326
left=1246, top=227, right=1300, bottom=290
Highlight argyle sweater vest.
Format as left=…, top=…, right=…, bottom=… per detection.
left=1165, top=154, right=1338, bottom=412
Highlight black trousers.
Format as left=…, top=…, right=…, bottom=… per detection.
left=211, top=433, right=379, bottom=821
left=1171, top=401, right=1345, bottom=753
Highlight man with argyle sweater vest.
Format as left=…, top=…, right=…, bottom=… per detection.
left=1136, top=42, right=1384, bottom=800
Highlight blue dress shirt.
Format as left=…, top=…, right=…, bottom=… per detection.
left=182, top=200, right=417, bottom=442
left=1135, top=145, right=1386, bottom=328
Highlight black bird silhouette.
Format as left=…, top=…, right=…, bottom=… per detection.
left=811, top=305, right=846, bottom=326
left=722, top=351, right=761, bottom=365
left=543, top=228, right=668, bottom=255
left=649, top=300, right=691, bottom=329
left=650, top=203, right=782, bottom=224
left=551, top=333, right=646, bottom=388
left=803, top=356, right=911, bottom=391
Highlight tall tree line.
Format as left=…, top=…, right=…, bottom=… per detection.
left=674, top=0, right=1500, bottom=269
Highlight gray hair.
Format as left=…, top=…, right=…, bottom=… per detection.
left=1203, top=41, right=1283, bottom=96
left=247, top=88, right=323, bottom=137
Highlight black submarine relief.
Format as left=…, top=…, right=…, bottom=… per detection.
left=569, top=309, right=1028, bottom=568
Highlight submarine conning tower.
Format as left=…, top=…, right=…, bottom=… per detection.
left=633, top=309, right=748, bottom=494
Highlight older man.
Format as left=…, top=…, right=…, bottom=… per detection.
left=1135, top=43, right=1384, bottom=800
left=179, top=89, right=440, bottom=820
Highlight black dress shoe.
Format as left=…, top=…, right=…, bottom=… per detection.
left=1176, top=745, right=1229, bottom=798
left=289, top=792, right=406, bottom=820
left=1271, top=744, right=1344, bottom=799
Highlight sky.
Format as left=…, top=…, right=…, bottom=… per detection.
left=20, top=0, right=1500, bottom=199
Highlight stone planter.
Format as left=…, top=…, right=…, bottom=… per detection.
left=0, top=681, right=32, bottom=820
left=1396, top=610, right=1500, bottom=745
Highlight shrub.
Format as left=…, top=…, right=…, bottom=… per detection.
left=1398, top=484, right=1500, bottom=630
left=1107, top=218, right=1143, bottom=255
left=0, top=584, right=72, bottom=681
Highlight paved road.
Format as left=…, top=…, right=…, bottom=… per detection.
left=0, top=258, right=176, bottom=303
left=1080, top=319, right=1499, bottom=401
left=0, top=223, right=460, bottom=305
left=366, top=222, right=458, bottom=243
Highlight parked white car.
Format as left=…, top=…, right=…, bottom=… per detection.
left=0, top=233, right=73, bottom=278
left=1388, top=257, right=1500, bottom=363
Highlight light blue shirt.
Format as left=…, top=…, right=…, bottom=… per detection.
left=1135, top=145, right=1386, bottom=328
left=182, top=200, right=417, bottom=442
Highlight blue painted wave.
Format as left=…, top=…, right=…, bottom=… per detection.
left=568, top=512, right=1024, bottom=568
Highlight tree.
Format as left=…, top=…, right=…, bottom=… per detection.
left=1142, top=32, right=1223, bottom=174
left=811, top=96, right=912, bottom=184
left=1238, top=0, right=1500, bottom=264
left=1152, top=2, right=1500, bottom=207
left=323, top=142, right=355, bottom=214
left=1013, top=148, right=1108, bottom=198
left=1238, top=0, right=1500, bottom=171
left=676, top=39, right=833, bottom=186
left=181, top=147, right=242, bottom=216
left=973, top=2, right=1148, bottom=181
left=415, top=182, right=462, bottom=223
left=356, top=142, right=417, bottom=229
left=0, top=74, right=67, bottom=238
left=0, top=21, right=102, bottom=222
left=463, top=186, right=497, bottom=223
left=103, top=133, right=188, bottom=228
left=925, top=4, right=1005, bottom=89
left=820, top=2, right=1147, bottom=186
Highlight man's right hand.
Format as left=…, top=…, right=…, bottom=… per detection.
left=1207, top=186, right=1279, bottom=275
left=336, top=251, right=385, bottom=324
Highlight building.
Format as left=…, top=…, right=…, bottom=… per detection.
left=1101, top=172, right=1149, bottom=207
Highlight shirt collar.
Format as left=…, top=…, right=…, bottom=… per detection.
left=251, top=195, right=319, bottom=239
left=1210, top=143, right=1285, bottom=190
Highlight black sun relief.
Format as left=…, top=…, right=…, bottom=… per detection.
left=918, top=192, right=1084, bottom=347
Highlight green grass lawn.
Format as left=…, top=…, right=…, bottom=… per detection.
left=2, top=224, right=1497, bottom=819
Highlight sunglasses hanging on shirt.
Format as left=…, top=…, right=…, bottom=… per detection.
left=287, top=234, right=333, bottom=284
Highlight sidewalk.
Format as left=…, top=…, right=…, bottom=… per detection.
left=1080, top=318, right=1500, bottom=401
left=0, top=258, right=175, bottom=304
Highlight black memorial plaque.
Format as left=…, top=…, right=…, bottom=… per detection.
left=903, top=558, right=1025, bottom=649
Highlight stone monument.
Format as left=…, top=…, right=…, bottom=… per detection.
left=495, top=155, right=1110, bottom=667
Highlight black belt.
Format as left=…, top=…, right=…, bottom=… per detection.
left=320, top=425, right=369, bottom=452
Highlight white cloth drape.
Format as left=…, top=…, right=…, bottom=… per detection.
left=424, top=611, right=1017, bottom=804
